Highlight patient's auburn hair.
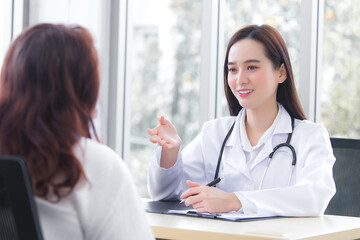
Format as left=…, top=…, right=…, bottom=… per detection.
left=0, top=24, right=100, bottom=201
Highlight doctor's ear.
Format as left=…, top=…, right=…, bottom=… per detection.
left=278, top=63, right=287, bottom=83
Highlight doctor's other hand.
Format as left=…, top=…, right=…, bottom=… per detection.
left=180, top=180, right=242, bottom=213
left=147, top=116, right=182, bottom=149
left=147, top=116, right=182, bottom=169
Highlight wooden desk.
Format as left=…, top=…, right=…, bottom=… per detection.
left=147, top=212, right=360, bottom=240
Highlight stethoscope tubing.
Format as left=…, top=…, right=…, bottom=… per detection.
left=214, top=117, right=296, bottom=189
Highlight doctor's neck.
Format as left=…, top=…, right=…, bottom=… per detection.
left=245, top=105, right=279, bottom=145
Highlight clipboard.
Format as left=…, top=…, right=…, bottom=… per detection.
left=144, top=200, right=278, bottom=222
left=144, top=200, right=192, bottom=213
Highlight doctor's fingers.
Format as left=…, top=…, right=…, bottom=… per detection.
left=180, top=186, right=203, bottom=199
left=147, top=127, right=167, bottom=143
left=149, top=137, right=157, bottom=144
left=147, top=134, right=164, bottom=145
left=147, top=127, right=159, bottom=137
left=149, top=136, right=180, bottom=149
left=147, top=128, right=159, bottom=143
left=147, top=123, right=173, bottom=136
left=148, top=124, right=177, bottom=140
left=158, top=115, right=174, bottom=126
left=191, top=201, right=205, bottom=211
left=192, top=201, right=213, bottom=213
left=184, top=193, right=204, bottom=207
left=191, top=196, right=219, bottom=213
left=186, top=180, right=203, bottom=188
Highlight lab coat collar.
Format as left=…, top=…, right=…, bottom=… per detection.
left=250, top=105, right=293, bottom=168
left=272, top=104, right=293, bottom=135
left=224, top=104, right=294, bottom=166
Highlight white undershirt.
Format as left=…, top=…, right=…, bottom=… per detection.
left=239, top=107, right=282, bottom=169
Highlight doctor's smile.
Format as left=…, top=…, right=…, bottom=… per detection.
left=238, top=89, right=254, bottom=97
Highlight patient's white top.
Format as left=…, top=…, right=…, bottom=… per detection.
left=35, top=138, right=154, bottom=240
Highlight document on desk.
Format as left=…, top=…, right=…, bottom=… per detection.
left=166, top=209, right=276, bottom=221
left=144, top=200, right=277, bottom=221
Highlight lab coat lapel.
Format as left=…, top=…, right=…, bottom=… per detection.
left=223, top=111, right=253, bottom=181
left=224, top=145, right=253, bottom=181
left=250, top=141, right=274, bottom=169
left=249, top=105, right=293, bottom=169
left=237, top=149, right=253, bottom=181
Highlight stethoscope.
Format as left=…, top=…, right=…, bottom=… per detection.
left=214, top=117, right=297, bottom=189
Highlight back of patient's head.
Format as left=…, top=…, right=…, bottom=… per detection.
left=0, top=24, right=100, bottom=201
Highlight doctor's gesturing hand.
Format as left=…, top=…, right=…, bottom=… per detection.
left=180, top=180, right=242, bottom=213
left=147, top=116, right=182, bottom=169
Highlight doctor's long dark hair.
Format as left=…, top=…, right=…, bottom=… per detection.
left=0, top=24, right=100, bottom=201
left=224, top=24, right=306, bottom=120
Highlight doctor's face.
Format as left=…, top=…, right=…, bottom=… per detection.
left=227, top=39, right=286, bottom=112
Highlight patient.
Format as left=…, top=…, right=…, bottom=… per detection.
left=0, top=24, right=154, bottom=239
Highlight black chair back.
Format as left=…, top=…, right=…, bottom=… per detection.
left=325, top=138, right=360, bottom=217
left=0, top=156, right=43, bottom=240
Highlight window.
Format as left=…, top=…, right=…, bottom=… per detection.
left=126, top=0, right=203, bottom=196
left=319, top=0, right=360, bottom=138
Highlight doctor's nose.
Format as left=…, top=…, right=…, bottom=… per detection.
left=236, top=70, right=248, bottom=85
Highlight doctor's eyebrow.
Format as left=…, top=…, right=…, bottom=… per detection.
left=228, top=59, right=261, bottom=66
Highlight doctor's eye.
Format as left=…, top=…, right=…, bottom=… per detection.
left=247, top=65, right=258, bottom=71
left=228, top=68, right=237, bottom=73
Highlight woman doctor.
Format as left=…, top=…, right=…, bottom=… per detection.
left=147, top=24, right=336, bottom=216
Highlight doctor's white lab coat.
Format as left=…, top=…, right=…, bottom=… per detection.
left=147, top=104, right=336, bottom=216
